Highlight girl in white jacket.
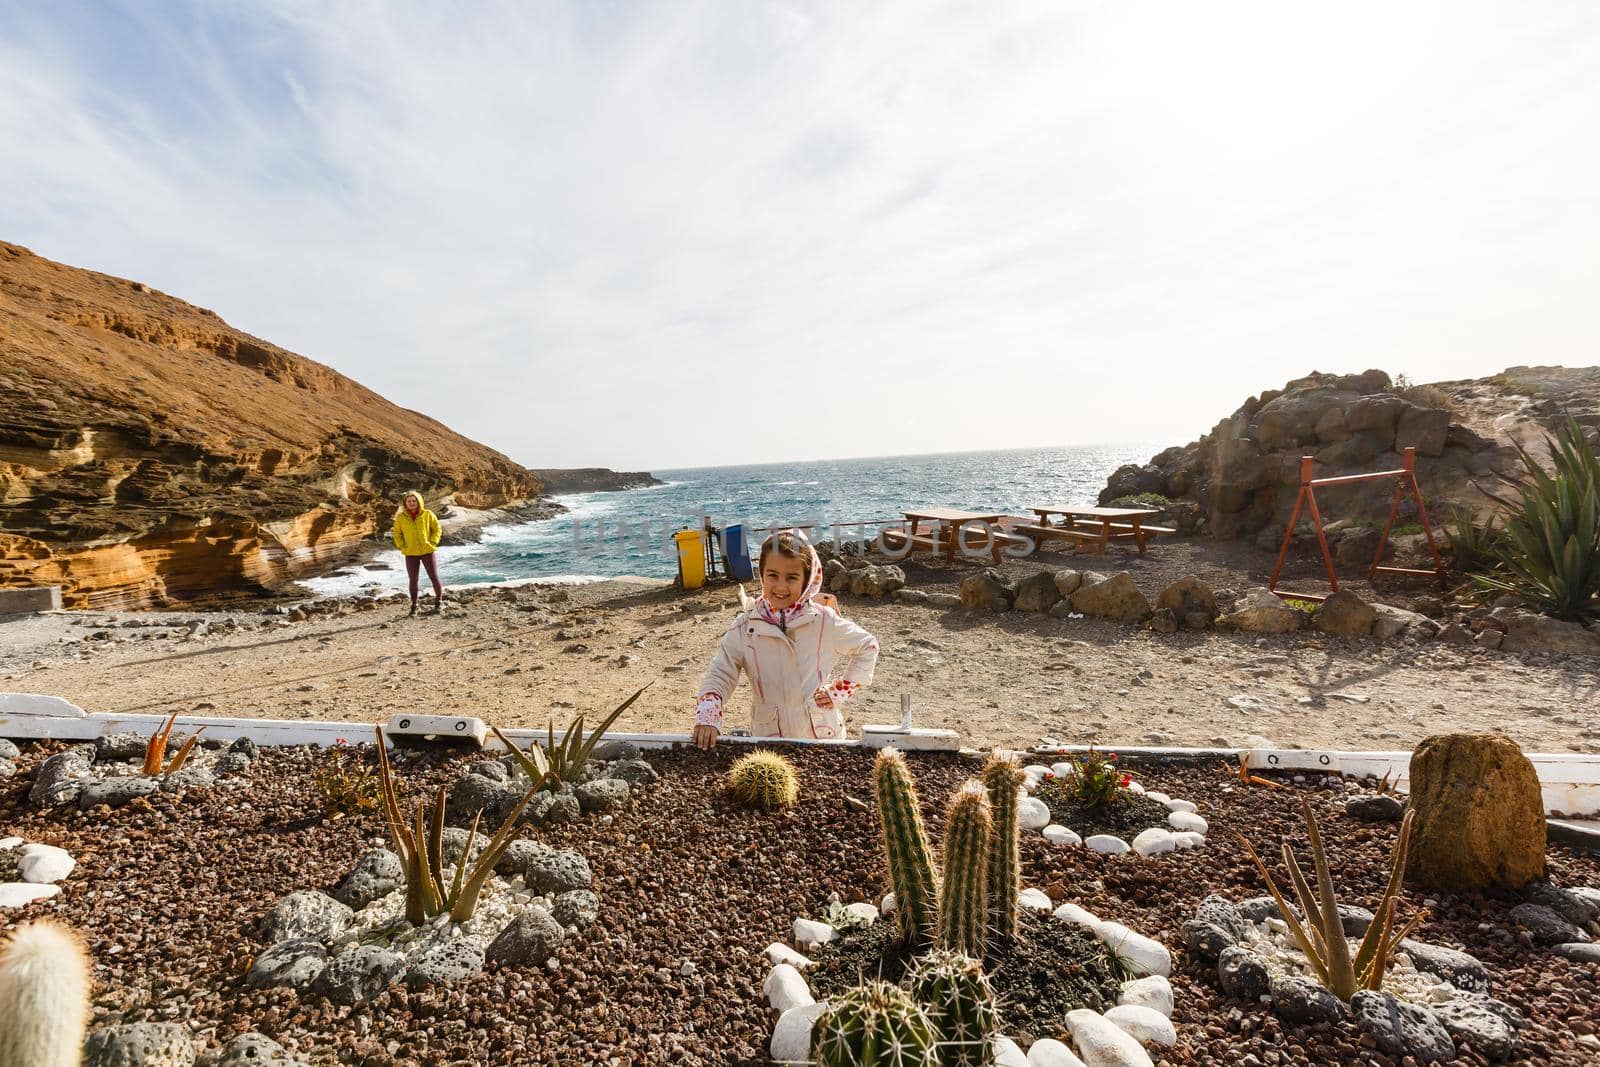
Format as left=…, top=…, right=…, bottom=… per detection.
left=692, top=530, right=879, bottom=749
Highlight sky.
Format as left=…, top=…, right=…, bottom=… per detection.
left=3, top=1, right=1599, bottom=472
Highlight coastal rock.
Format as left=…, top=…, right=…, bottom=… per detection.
left=1068, top=571, right=1151, bottom=624
left=1155, top=576, right=1217, bottom=623
left=848, top=564, right=906, bottom=598
left=960, top=569, right=1014, bottom=613
left=1216, top=588, right=1301, bottom=634
left=1407, top=733, right=1545, bottom=891
left=1312, top=590, right=1376, bottom=637
left=1013, top=571, right=1062, bottom=613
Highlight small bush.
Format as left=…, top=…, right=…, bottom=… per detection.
left=313, top=750, right=382, bottom=818
left=1053, top=747, right=1134, bottom=809
left=1107, top=493, right=1169, bottom=509
left=1444, top=506, right=1508, bottom=576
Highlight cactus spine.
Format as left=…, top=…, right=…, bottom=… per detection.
left=981, top=751, right=1026, bottom=947
left=726, top=749, right=800, bottom=810
left=903, top=950, right=1002, bottom=1067
left=874, top=749, right=938, bottom=948
left=813, top=980, right=939, bottom=1067
left=0, top=919, right=91, bottom=1067
left=936, top=781, right=992, bottom=960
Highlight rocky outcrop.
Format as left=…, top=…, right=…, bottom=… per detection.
left=1407, top=734, right=1545, bottom=892
left=529, top=468, right=663, bottom=494
left=0, top=243, right=648, bottom=608
left=1099, top=369, right=1522, bottom=542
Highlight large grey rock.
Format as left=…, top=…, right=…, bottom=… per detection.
left=552, top=889, right=601, bottom=929
left=1553, top=941, right=1600, bottom=963
left=1180, top=919, right=1235, bottom=962
left=1396, top=405, right=1451, bottom=457
left=1236, top=896, right=1289, bottom=923
left=1372, top=603, right=1433, bottom=639
left=1195, top=895, right=1248, bottom=939
left=849, top=564, right=906, bottom=598
left=1155, top=576, right=1217, bottom=622
left=95, top=732, right=151, bottom=762
left=485, top=904, right=565, bottom=966
left=203, top=1033, right=307, bottom=1066
left=213, top=752, right=253, bottom=776
left=591, top=739, right=642, bottom=762
left=959, top=570, right=1013, bottom=613
left=1068, top=571, right=1151, bottom=624
left=403, top=937, right=487, bottom=988
left=1399, top=939, right=1490, bottom=993
left=439, top=826, right=489, bottom=867
left=605, top=758, right=658, bottom=787
left=1509, top=902, right=1589, bottom=946
left=333, top=848, right=405, bottom=910
left=244, top=938, right=328, bottom=990
left=575, top=777, right=630, bottom=813
left=0, top=738, right=19, bottom=760
left=1526, top=883, right=1600, bottom=929
left=310, top=944, right=405, bottom=1005
left=1347, top=395, right=1407, bottom=442
left=501, top=841, right=592, bottom=893
left=1432, top=995, right=1523, bottom=1061
left=29, top=748, right=93, bottom=806
left=466, top=759, right=509, bottom=782
left=449, top=772, right=523, bottom=824
left=78, top=776, right=162, bottom=810
left=1345, top=794, right=1404, bottom=822
left=1351, top=991, right=1455, bottom=1062
left=1501, top=614, right=1600, bottom=658
left=1312, top=590, right=1377, bottom=637
left=83, top=1022, right=195, bottom=1067
left=543, top=793, right=580, bottom=824
left=1267, top=975, right=1346, bottom=1024
left=1216, top=945, right=1270, bottom=1001
left=1217, top=588, right=1301, bottom=634
left=260, top=891, right=352, bottom=945
left=159, top=768, right=216, bottom=794
left=1013, top=572, right=1062, bottom=613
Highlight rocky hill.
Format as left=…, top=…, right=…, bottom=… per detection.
left=0, top=242, right=639, bottom=609
left=529, top=468, right=662, bottom=494
left=1100, top=366, right=1600, bottom=547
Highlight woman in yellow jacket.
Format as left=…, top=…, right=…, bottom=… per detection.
left=393, top=491, right=444, bottom=616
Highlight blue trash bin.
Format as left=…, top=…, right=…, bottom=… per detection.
left=724, top=524, right=754, bottom=581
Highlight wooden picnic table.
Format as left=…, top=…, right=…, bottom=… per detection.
left=1021, top=505, right=1172, bottom=554
left=898, top=508, right=1017, bottom=564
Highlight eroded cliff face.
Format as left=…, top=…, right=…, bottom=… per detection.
left=0, top=241, right=543, bottom=608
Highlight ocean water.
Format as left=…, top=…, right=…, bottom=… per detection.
left=302, top=444, right=1157, bottom=597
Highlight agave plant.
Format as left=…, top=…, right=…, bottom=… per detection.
left=492, top=683, right=650, bottom=790
left=142, top=713, right=205, bottom=776
left=1236, top=798, right=1425, bottom=1002
left=1443, top=505, right=1507, bottom=578
left=373, top=726, right=546, bottom=924
left=1478, top=418, right=1600, bottom=620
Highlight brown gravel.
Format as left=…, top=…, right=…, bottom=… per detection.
left=1, top=744, right=1596, bottom=1066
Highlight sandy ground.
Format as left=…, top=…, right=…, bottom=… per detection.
left=6, top=538, right=1600, bottom=756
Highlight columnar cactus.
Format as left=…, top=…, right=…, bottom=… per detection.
left=874, top=749, right=938, bottom=948
left=937, top=781, right=992, bottom=960
left=0, top=919, right=91, bottom=1067
left=726, top=749, right=800, bottom=810
left=981, top=751, right=1026, bottom=946
left=813, top=980, right=940, bottom=1067
left=903, top=950, right=1002, bottom=1067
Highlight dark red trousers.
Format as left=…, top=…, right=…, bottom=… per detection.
left=405, top=552, right=443, bottom=603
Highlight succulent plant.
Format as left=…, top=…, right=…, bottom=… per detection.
left=980, top=752, right=1025, bottom=946
left=725, top=749, right=800, bottom=810
left=142, top=711, right=204, bottom=776
left=0, top=919, right=91, bottom=1067
left=903, top=950, right=1000, bottom=1067
left=813, top=980, right=939, bottom=1067
left=493, top=683, right=651, bottom=790
left=937, top=781, right=992, bottom=960
left=874, top=749, right=939, bottom=949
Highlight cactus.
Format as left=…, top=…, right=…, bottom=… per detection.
left=0, top=919, right=91, bottom=1067
left=725, top=749, right=800, bottom=810
left=813, top=980, right=939, bottom=1067
left=903, top=950, right=1001, bottom=1067
left=874, top=749, right=939, bottom=948
left=980, top=752, right=1026, bottom=946
left=937, top=781, right=992, bottom=960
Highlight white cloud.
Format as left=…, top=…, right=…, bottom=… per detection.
left=3, top=0, right=1599, bottom=470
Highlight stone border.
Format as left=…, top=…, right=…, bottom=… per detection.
left=1017, top=763, right=1207, bottom=858
left=764, top=889, right=1178, bottom=1065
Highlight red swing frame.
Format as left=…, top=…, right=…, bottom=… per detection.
left=1269, top=446, right=1448, bottom=603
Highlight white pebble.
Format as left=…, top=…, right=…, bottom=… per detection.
left=1104, top=1004, right=1177, bottom=1047
left=1052, top=902, right=1101, bottom=930
left=1026, top=1037, right=1087, bottom=1066
left=881, top=892, right=895, bottom=914
left=1084, top=834, right=1130, bottom=855
left=1167, top=811, right=1208, bottom=834
left=845, top=902, right=880, bottom=925
left=992, top=1036, right=1030, bottom=1066
left=1125, top=781, right=1145, bottom=795
left=764, top=963, right=815, bottom=1012
left=1018, top=797, right=1052, bottom=831
left=1050, top=761, right=1076, bottom=777
left=1018, top=888, right=1054, bottom=912
left=792, top=918, right=835, bottom=946
left=1065, top=1009, right=1154, bottom=1067
left=1163, top=798, right=1197, bottom=813
left=0, top=882, right=61, bottom=908
left=1171, top=831, right=1206, bottom=849
left=1095, top=921, right=1172, bottom=977
left=1143, top=791, right=1171, bottom=804
left=1042, top=825, right=1082, bottom=847
left=769, top=1001, right=827, bottom=1064
left=1130, top=829, right=1174, bottom=858
left=0, top=837, right=22, bottom=850
left=764, top=942, right=813, bottom=970
left=1117, top=975, right=1174, bottom=1018
left=18, top=843, right=75, bottom=884
left=1025, top=764, right=1053, bottom=781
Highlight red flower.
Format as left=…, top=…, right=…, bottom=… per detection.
left=1120, top=773, right=1132, bottom=787
left=1107, top=753, right=1118, bottom=761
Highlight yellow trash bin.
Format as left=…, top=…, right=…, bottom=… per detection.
left=673, top=529, right=706, bottom=590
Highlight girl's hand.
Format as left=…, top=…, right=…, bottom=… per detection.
left=812, top=687, right=834, bottom=709
left=693, top=724, right=719, bottom=750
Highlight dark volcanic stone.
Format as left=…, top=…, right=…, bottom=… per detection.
left=1399, top=939, right=1490, bottom=993
left=1345, top=794, right=1404, bottom=822
left=403, top=938, right=487, bottom=988
left=485, top=905, right=565, bottom=967
left=260, top=891, right=352, bottom=944
left=77, top=776, right=161, bottom=810
left=1181, top=919, right=1236, bottom=962
left=332, top=848, right=404, bottom=910
left=310, top=944, right=404, bottom=1006
left=1509, top=902, right=1588, bottom=946
left=1351, top=991, right=1455, bottom=1062
left=83, top=1021, right=196, bottom=1067
left=244, top=938, right=328, bottom=991
left=1268, top=975, right=1346, bottom=1025
left=552, top=889, right=601, bottom=929
left=1216, top=945, right=1270, bottom=1001
left=1195, top=894, right=1248, bottom=939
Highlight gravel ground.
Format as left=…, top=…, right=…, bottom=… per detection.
left=2, top=743, right=1596, bottom=1066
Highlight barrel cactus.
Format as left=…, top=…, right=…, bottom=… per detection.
left=937, top=781, right=992, bottom=960
left=903, top=950, right=1001, bottom=1067
left=813, top=980, right=940, bottom=1067
left=874, top=749, right=938, bottom=948
left=980, top=752, right=1026, bottom=946
left=726, top=749, right=800, bottom=810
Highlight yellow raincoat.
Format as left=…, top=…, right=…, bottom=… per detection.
left=391, top=492, right=442, bottom=556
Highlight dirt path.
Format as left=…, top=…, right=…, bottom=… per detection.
left=6, top=539, right=1600, bottom=755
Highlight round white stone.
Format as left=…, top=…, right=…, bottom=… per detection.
left=1143, top=791, right=1171, bottom=804
left=992, top=1036, right=1030, bottom=1066
left=1018, top=888, right=1053, bottom=912
left=0, top=882, right=61, bottom=908
left=764, top=963, right=815, bottom=1012
left=792, top=918, right=835, bottom=946
left=1094, top=922, right=1172, bottom=978
left=1104, top=1003, right=1177, bottom=1047
left=1163, top=798, right=1198, bottom=813
left=1024, top=764, right=1051, bottom=782
left=18, top=843, right=75, bottom=884
left=1052, top=902, right=1101, bottom=930
left=1050, top=761, right=1076, bottom=777
left=1171, top=831, right=1206, bottom=849
left=764, top=941, right=813, bottom=970
left=1042, top=825, right=1082, bottom=847
left=1065, top=1009, right=1154, bottom=1067
left=1130, top=829, right=1175, bottom=858
left=881, top=892, right=895, bottom=914
left=1026, top=1037, right=1087, bottom=1066
left=1125, top=781, right=1145, bottom=795
left=769, top=1001, right=827, bottom=1064
left=1018, top=797, right=1052, bottom=831
left=1167, top=811, right=1208, bottom=834
left=0, top=837, right=22, bottom=850
left=1084, top=834, right=1130, bottom=855
left=844, top=902, right=880, bottom=925
left=1117, top=975, right=1174, bottom=1018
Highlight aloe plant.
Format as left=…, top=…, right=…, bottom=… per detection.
left=142, top=712, right=204, bottom=776
left=493, top=683, right=650, bottom=790
left=374, top=726, right=547, bottom=923
left=1236, top=799, right=1424, bottom=1002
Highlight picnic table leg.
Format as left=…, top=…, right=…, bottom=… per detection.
left=1099, top=520, right=1110, bottom=555
left=1134, top=519, right=1147, bottom=554
left=944, top=522, right=956, bottom=565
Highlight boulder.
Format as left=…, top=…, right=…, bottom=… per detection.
left=959, top=569, right=1014, bottom=613
left=1312, top=590, right=1377, bottom=637
left=1068, top=571, right=1151, bottom=624
left=1372, top=603, right=1432, bottom=639
left=849, top=564, right=906, bottom=598
left=1155, top=576, right=1217, bottom=622
left=1216, top=945, right=1270, bottom=1001
left=1347, top=395, right=1406, bottom=443
left=1407, top=733, right=1545, bottom=891
left=1013, top=571, right=1062, bottom=613
left=1053, top=570, right=1084, bottom=597
left=260, top=891, right=352, bottom=945
left=1500, top=613, right=1600, bottom=658
left=1216, top=588, right=1301, bottom=634
left=244, top=938, right=328, bottom=990
left=1333, top=527, right=1383, bottom=568
left=1396, top=405, right=1451, bottom=457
